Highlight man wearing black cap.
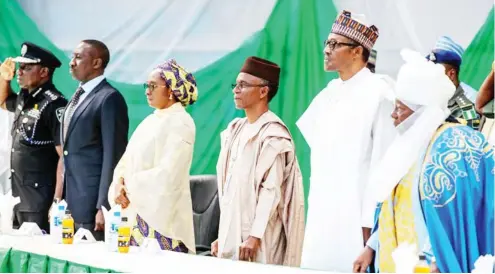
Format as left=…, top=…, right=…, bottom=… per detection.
left=211, top=56, right=305, bottom=266
left=0, top=42, right=68, bottom=232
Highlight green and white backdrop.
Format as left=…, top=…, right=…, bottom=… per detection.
left=0, top=0, right=493, bottom=204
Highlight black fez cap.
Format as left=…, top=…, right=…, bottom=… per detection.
left=240, top=56, right=280, bottom=85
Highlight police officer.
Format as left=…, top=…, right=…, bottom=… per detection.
left=427, top=36, right=480, bottom=130
left=0, top=42, right=68, bottom=232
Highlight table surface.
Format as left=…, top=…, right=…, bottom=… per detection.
left=0, top=234, right=328, bottom=273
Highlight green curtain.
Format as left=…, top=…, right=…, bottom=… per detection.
left=460, top=7, right=494, bottom=89
left=0, top=0, right=339, bottom=204
left=189, top=0, right=339, bottom=200
left=0, top=0, right=492, bottom=207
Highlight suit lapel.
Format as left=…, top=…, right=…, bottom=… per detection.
left=65, top=80, right=108, bottom=140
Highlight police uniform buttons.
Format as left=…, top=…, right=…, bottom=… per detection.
left=34, top=183, right=38, bottom=188
left=28, top=126, right=31, bottom=130
left=22, top=118, right=28, bottom=123
left=10, top=169, right=14, bottom=173
left=64, top=151, right=68, bottom=156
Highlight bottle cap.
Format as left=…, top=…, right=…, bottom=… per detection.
left=419, top=254, right=427, bottom=260
left=121, top=217, right=128, bottom=222
left=65, top=210, right=71, bottom=214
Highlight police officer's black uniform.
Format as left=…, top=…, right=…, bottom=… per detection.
left=4, top=42, right=68, bottom=232
left=448, top=85, right=480, bottom=130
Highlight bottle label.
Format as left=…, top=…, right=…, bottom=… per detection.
left=111, top=223, right=119, bottom=233
left=118, top=240, right=130, bottom=247
left=54, top=217, right=60, bottom=226
left=62, top=231, right=73, bottom=239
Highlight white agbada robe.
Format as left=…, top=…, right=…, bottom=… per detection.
left=296, top=67, right=396, bottom=272
left=0, top=109, right=13, bottom=195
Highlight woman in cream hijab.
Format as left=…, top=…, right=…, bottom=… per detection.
left=109, top=59, right=198, bottom=253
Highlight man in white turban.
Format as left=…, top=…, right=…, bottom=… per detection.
left=352, top=49, right=494, bottom=273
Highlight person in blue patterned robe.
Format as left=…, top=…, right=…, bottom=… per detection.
left=353, top=49, right=494, bottom=273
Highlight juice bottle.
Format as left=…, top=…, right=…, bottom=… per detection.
left=414, top=254, right=430, bottom=273
left=117, top=217, right=131, bottom=253
left=61, top=210, right=74, bottom=245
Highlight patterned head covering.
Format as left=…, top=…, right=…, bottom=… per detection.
left=426, top=36, right=464, bottom=68
left=331, top=10, right=379, bottom=51
left=155, top=59, right=198, bottom=107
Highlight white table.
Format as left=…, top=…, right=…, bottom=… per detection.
left=0, top=234, right=329, bottom=273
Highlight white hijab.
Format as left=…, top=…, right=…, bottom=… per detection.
left=370, top=49, right=456, bottom=203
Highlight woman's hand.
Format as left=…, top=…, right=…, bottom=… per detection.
left=114, top=177, right=130, bottom=209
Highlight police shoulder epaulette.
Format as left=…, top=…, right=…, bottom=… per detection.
left=42, top=90, right=60, bottom=102
left=454, top=93, right=473, bottom=109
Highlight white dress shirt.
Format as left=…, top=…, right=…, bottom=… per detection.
left=64, top=75, right=105, bottom=122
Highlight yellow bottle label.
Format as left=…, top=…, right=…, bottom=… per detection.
left=61, top=216, right=74, bottom=244
left=414, top=265, right=430, bottom=273
left=118, top=236, right=130, bottom=253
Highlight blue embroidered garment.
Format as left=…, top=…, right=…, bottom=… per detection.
left=420, top=124, right=494, bottom=272
left=369, top=123, right=494, bottom=272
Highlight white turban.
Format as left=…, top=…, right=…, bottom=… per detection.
left=370, top=49, right=456, bottom=203
left=395, top=49, right=455, bottom=112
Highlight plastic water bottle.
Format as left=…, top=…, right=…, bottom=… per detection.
left=106, top=211, right=121, bottom=252
left=50, top=203, right=66, bottom=243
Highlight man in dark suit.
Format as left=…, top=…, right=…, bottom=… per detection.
left=62, top=39, right=128, bottom=240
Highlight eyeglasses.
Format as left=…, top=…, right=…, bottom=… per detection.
left=231, top=82, right=268, bottom=90
left=143, top=83, right=167, bottom=92
left=323, top=39, right=358, bottom=51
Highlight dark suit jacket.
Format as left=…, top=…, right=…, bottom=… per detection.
left=61, top=79, right=128, bottom=224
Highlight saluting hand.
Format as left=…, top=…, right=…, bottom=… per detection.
left=239, top=236, right=261, bottom=262
left=0, top=58, right=15, bottom=81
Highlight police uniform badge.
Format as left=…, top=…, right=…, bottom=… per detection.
left=21, top=44, right=27, bottom=56
left=461, top=105, right=478, bottom=121
left=429, top=52, right=436, bottom=62
left=27, top=104, right=41, bottom=120
left=56, top=107, right=65, bottom=122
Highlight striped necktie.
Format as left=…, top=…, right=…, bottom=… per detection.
left=63, top=87, right=85, bottom=140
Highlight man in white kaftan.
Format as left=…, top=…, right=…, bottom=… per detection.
left=296, top=10, right=396, bottom=272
